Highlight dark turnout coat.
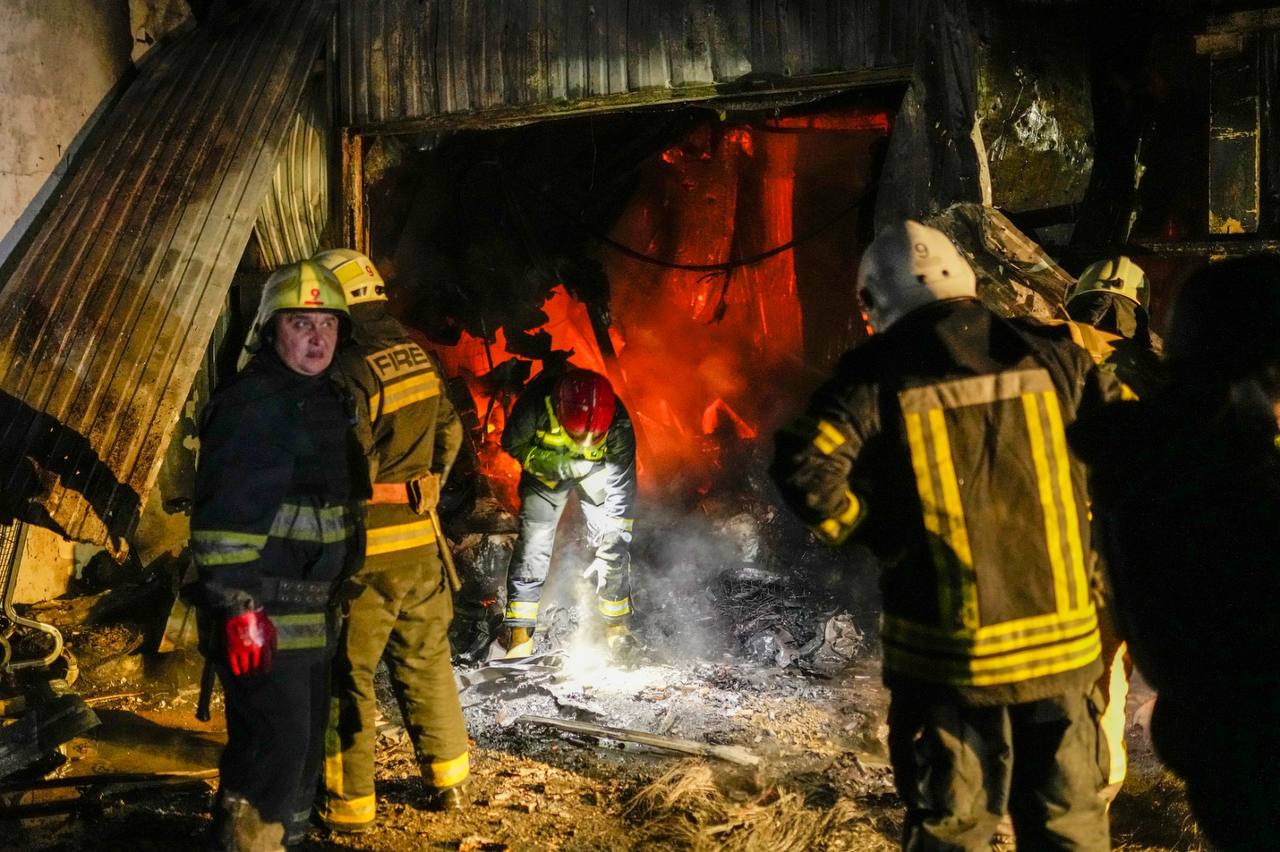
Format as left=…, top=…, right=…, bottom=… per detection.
left=772, top=298, right=1119, bottom=705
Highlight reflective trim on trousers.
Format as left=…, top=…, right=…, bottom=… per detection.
left=598, top=596, right=631, bottom=619
left=505, top=600, right=539, bottom=623
left=427, top=751, right=470, bottom=789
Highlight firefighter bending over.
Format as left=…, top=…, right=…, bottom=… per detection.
left=1071, top=256, right=1280, bottom=850
left=493, top=368, right=637, bottom=659
left=191, top=261, right=369, bottom=850
left=771, top=221, right=1118, bottom=851
left=311, top=250, right=470, bottom=831
left=1063, top=255, right=1165, bottom=806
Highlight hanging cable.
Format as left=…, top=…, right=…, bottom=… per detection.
left=509, top=172, right=864, bottom=273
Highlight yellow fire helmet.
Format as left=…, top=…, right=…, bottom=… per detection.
left=244, top=259, right=349, bottom=354
left=1070, top=255, right=1150, bottom=312
left=311, top=248, right=387, bottom=306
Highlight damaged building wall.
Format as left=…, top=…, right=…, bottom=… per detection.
left=0, top=2, right=132, bottom=269
left=338, top=0, right=924, bottom=128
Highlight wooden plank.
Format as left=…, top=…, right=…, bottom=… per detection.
left=517, top=715, right=762, bottom=767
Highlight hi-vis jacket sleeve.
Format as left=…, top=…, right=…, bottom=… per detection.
left=770, top=355, right=881, bottom=545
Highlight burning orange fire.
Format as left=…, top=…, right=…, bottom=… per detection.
left=429, top=107, right=889, bottom=509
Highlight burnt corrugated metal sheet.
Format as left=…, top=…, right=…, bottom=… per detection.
left=340, top=0, right=923, bottom=127
left=253, top=83, right=333, bottom=267
left=0, top=1, right=336, bottom=550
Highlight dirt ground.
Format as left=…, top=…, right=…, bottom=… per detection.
left=0, top=636, right=1205, bottom=852
left=0, top=505, right=1206, bottom=851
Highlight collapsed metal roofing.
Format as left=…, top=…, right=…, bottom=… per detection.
left=0, top=0, right=335, bottom=549
left=338, top=0, right=924, bottom=128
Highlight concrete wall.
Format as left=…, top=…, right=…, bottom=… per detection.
left=0, top=1, right=133, bottom=601
left=0, top=0, right=132, bottom=267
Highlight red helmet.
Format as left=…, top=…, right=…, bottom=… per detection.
left=553, top=369, right=616, bottom=446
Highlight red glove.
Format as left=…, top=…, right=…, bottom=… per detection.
left=224, top=609, right=277, bottom=676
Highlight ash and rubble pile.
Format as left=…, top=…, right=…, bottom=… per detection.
left=432, top=451, right=890, bottom=782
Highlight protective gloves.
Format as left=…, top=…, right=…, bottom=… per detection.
left=582, top=558, right=613, bottom=592
left=224, top=608, right=277, bottom=676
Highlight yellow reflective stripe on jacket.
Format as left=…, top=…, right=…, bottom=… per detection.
left=273, top=612, right=328, bottom=650
left=269, top=502, right=354, bottom=544
left=365, top=518, right=437, bottom=557
left=904, top=409, right=979, bottom=630
left=505, top=600, right=539, bottom=621
left=380, top=370, right=441, bottom=417
left=427, top=752, right=470, bottom=789
left=882, top=607, right=1098, bottom=657
left=884, top=628, right=1101, bottom=687
left=598, top=596, right=631, bottom=618
left=817, top=489, right=864, bottom=544
left=812, top=419, right=846, bottom=455
left=1022, top=390, right=1088, bottom=613
left=189, top=529, right=267, bottom=566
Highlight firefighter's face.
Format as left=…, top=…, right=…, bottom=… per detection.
left=274, top=310, right=340, bottom=376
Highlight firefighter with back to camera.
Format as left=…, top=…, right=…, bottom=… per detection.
left=771, top=220, right=1120, bottom=851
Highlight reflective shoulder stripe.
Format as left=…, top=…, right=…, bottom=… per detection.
left=426, top=751, right=470, bottom=789
left=365, top=518, right=436, bottom=556
left=273, top=612, right=328, bottom=650
left=190, top=529, right=268, bottom=566
left=899, top=369, right=1054, bottom=412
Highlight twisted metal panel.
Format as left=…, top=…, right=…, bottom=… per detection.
left=0, top=1, right=336, bottom=548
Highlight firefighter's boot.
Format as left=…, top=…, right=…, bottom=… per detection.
left=425, top=782, right=469, bottom=812
left=604, top=622, right=637, bottom=660
left=488, top=626, right=534, bottom=661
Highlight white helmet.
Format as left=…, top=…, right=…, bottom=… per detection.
left=856, top=220, right=977, bottom=332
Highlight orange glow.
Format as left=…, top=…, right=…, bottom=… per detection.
left=429, top=106, right=890, bottom=507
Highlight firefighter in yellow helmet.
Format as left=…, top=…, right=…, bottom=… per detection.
left=310, top=249, right=470, bottom=833
left=1062, top=255, right=1165, bottom=808
left=771, top=221, right=1120, bottom=850
left=192, top=260, right=369, bottom=849
left=1066, top=255, right=1164, bottom=400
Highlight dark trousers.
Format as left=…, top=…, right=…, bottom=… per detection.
left=213, top=649, right=331, bottom=847
left=888, top=691, right=1110, bottom=852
